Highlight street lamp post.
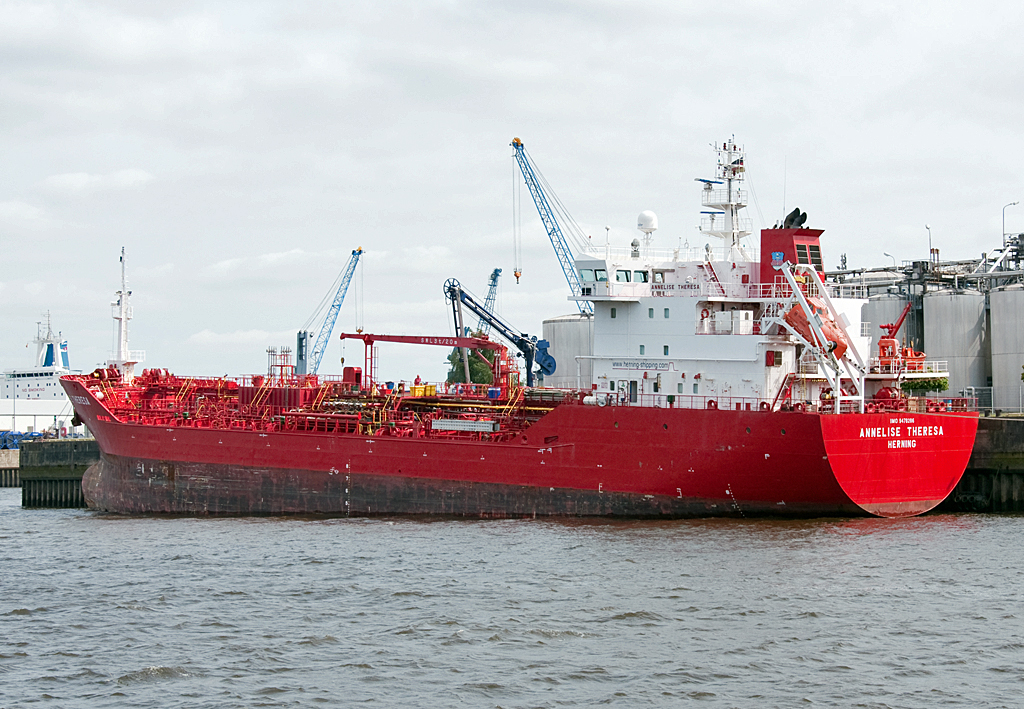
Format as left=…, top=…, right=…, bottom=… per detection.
left=1003, top=202, right=1018, bottom=248
left=883, top=252, right=896, bottom=268
left=925, top=224, right=932, bottom=261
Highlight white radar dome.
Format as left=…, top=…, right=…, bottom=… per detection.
left=637, top=210, right=658, bottom=234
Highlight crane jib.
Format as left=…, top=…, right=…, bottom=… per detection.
left=511, top=140, right=593, bottom=315
left=297, top=247, right=363, bottom=375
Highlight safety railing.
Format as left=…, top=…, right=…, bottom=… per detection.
left=869, top=359, right=948, bottom=375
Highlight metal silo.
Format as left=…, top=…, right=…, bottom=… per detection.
left=922, top=289, right=987, bottom=396
left=990, top=284, right=1024, bottom=412
left=542, top=313, right=594, bottom=389
left=861, top=293, right=911, bottom=354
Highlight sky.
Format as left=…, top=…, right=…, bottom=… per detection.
left=2, top=0, right=1023, bottom=384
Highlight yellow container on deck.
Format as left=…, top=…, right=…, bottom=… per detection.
left=425, top=385, right=436, bottom=396
left=411, top=385, right=425, bottom=397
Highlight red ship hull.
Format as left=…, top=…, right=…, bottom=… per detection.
left=63, top=378, right=978, bottom=518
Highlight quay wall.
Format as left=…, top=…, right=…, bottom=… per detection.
left=19, top=439, right=99, bottom=508
left=940, top=416, right=1024, bottom=513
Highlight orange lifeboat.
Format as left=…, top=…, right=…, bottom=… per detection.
left=783, top=298, right=849, bottom=359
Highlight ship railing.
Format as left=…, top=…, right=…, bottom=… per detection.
left=601, top=392, right=770, bottom=412
left=695, top=318, right=762, bottom=336
left=699, top=216, right=753, bottom=234
left=700, top=188, right=747, bottom=208
left=580, top=276, right=858, bottom=303
left=827, top=283, right=870, bottom=299
left=798, top=360, right=820, bottom=375
left=868, top=359, right=949, bottom=375
left=579, top=244, right=739, bottom=264
left=864, top=396, right=976, bottom=413
left=440, top=382, right=504, bottom=400
left=813, top=400, right=864, bottom=414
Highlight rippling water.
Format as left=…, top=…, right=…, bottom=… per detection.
left=2, top=487, right=1023, bottom=707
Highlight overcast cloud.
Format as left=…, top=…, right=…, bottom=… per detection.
left=2, top=0, right=1022, bottom=382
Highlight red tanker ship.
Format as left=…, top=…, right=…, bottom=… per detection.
left=63, top=139, right=978, bottom=518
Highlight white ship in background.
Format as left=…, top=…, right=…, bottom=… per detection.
left=1, top=248, right=143, bottom=436
left=1, top=314, right=79, bottom=434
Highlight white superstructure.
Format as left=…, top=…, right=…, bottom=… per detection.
left=571, top=139, right=950, bottom=413
left=2, top=313, right=72, bottom=401
left=1, top=313, right=80, bottom=433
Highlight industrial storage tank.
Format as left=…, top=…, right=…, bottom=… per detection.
left=922, top=289, right=987, bottom=397
left=990, top=284, right=1024, bottom=412
left=861, top=293, right=911, bottom=354
left=542, top=313, right=594, bottom=389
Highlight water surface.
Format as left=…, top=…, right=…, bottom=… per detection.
left=2, top=488, right=1022, bottom=707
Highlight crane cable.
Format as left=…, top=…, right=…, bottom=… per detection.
left=512, top=156, right=522, bottom=283
left=300, top=260, right=345, bottom=333
left=523, top=147, right=592, bottom=254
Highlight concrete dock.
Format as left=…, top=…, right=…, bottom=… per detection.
left=19, top=439, right=99, bottom=508
left=0, top=449, right=19, bottom=487
left=940, top=416, right=1024, bottom=513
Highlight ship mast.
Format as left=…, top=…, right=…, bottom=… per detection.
left=108, top=247, right=141, bottom=382
left=697, top=136, right=751, bottom=258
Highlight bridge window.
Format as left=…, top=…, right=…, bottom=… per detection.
left=653, top=271, right=665, bottom=283
left=580, top=269, right=594, bottom=281
left=634, top=270, right=649, bottom=283
left=595, top=269, right=608, bottom=282
left=808, top=245, right=823, bottom=271
left=616, top=270, right=631, bottom=282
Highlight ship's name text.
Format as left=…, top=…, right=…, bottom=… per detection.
left=860, top=424, right=943, bottom=448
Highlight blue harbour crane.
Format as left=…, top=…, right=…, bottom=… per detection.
left=296, top=247, right=363, bottom=375
left=510, top=137, right=593, bottom=314
left=476, top=268, right=502, bottom=336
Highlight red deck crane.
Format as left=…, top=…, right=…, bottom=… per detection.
left=337, top=333, right=510, bottom=394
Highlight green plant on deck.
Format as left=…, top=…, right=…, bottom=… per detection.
left=900, top=377, right=949, bottom=393
left=445, top=332, right=496, bottom=385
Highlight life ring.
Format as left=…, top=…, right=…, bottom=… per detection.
left=896, top=400, right=907, bottom=411
left=706, top=399, right=718, bottom=410
left=700, top=308, right=710, bottom=320
left=866, top=402, right=876, bottom=414
left=60, top=427, right=67, bottom=437
left=927, top=404, right=937, bottom=413
left=759, top=401, right=770, bottom=411
left=793, top=402, right=805, bottom=413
